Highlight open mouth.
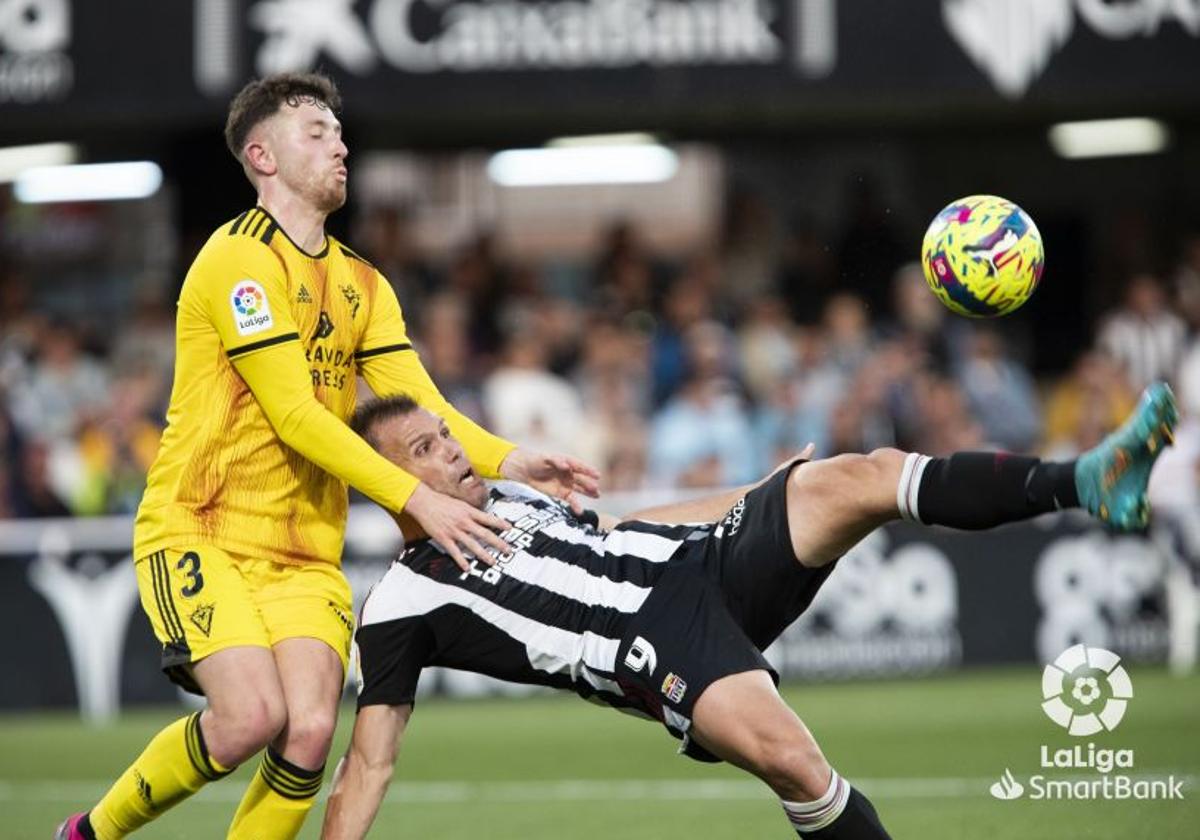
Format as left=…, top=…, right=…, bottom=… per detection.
left=459, top=467, right=475, bottom=484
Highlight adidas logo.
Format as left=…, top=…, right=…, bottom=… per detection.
left=297, top=285, right=312, bottom=304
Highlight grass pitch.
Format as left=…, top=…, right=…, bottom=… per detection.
left=1, top=667, right=1196, bottom=839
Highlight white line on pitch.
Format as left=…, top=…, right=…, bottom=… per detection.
left=0, top=775, right=1192, bottom=805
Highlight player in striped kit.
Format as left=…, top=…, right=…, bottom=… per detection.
left=323, top=383, right=1177, bottom=839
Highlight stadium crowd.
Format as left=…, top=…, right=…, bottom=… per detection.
left=2, top=200, right=1199, bottom=520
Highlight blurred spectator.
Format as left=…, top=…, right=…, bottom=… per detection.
left=602, top=411, right=650, bottom=493
left=1042, top=352, right=1137, bottom=458
left=649, top=321, right=757, bottom=488
left=0, top=406, right=19, bottom=518
left=72, top=373, right=163, bottom=514
left=358, top=204, right=437, bottom=314
left=650, top=268, right=715, bottom=407
left=883, top=261, right=965, bottom=373
left=575, top=316, right=651, bottom=420
left=719, top=186, right=779, bottom=316
left=482, top=325, right=600, bottom=466
left=836, top=176, right=907, bottom=318
left=447, top=231, right=511, bottom=358
left=955, top=326, right=1042, bottom=452
left=822, top=292, right=874, bottom=376
left=0, top=270, right=44, bottom=392
left=908, top=373, right=986, bottom=455
left=756, top=328, right=837, bottom=460
left=10, top=439, right=71, bottom=518
left=1149, top=336, right=1200, bottom=521
left=417, top=293, right=486, bottom=423
left=1172, top=233, right=1200, bottom=330
left=1096, top=273, right=1187, bottom=390
left=7, top=320, right=109, bottom=444
left=592, top=220, right=661, bottom=317
left=110, top=287, right=176, bottom=388
left=737, top=296, right=797, bottom=405
left=776, top=214, right=836, bottom=326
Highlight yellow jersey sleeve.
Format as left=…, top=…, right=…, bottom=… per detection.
left=357, top=275, right=516, bottom=478
left=186, top=233, right=301, bottom=359
left=231, top=343, right=423, bottom=512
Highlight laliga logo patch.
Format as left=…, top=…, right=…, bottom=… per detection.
left=1041, top=644, right=1133, bottom=736
left=231, top=280, right=274, bottom=336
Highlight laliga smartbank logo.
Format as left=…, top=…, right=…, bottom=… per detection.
left=1041, top=643, right=1132, bottom=735
left=988, top=644, right=1185, bottom=803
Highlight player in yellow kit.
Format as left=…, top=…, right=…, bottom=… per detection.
left=56, top=73, right=598, bottom=840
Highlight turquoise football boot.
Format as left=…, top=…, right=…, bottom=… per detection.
left=1075, top=381, right=1178, bottom=531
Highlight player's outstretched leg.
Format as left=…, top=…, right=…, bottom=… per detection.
left=784, top=382, right=1178, bottom=567
left=55, top=647, right=287, bottom=840
left=689, top=671, right=892, bottom=839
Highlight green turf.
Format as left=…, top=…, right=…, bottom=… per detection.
left=1, top=667, right=1197, bottom=839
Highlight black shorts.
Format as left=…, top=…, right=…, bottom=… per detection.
left=613, top=461, right=836, bottom=761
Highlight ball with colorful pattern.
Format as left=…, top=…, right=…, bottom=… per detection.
left=920, top=195, right=1044, bottom=318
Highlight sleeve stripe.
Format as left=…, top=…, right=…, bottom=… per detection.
left=248, top=211, right=269, bottom=238
left=228, top=209, right=251, bottom=236
left=260, top=219, right=278, bottom=245
left=355, top=342, right=413, bottom=360
left=226, top=331, right=300, bottom=359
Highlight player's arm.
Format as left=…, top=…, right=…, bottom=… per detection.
left=618, top=447, right=816, bottom=526
left=357, top=276, right=600, bottom=500
left=322, top=703, right=412, bottom=840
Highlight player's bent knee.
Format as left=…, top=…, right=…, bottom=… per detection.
left=750, top=735, right=831, bottom=801
left=279, top=707, right=339, bottom=767
left=209, top=694, right=288, bottom=766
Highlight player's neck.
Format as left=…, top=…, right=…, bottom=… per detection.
left=256, top=191, right=328, bottom=255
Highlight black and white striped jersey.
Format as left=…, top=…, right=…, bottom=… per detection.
left=354, top=480, right=709, bottom=709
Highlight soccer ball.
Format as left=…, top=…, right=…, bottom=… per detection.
left=920, top=195, right=1044, bottom=318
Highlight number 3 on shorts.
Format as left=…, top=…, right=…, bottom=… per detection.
left=178, top=550, right=205, bottom=597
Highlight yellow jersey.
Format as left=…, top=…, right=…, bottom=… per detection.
left=135, top=207, right=514, bottom=565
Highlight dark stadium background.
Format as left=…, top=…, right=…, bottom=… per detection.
left=0, top=2, right=1198, bottom=838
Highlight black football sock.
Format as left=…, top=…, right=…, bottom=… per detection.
left=898, top=452, right=1079, bottom=530
left=781, top=772, right=892, bottom=839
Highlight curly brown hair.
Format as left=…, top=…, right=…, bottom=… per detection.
left=223, top=72, right=342, bottom=162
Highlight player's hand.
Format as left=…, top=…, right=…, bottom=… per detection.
left=404, top=483, right=512, bottom=572
left=500, top=448, right=601, bottom=513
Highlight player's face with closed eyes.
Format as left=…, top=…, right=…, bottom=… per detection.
left=267, top=99, right=348, bottom=214
left=374, top=409, right=489, bottom=508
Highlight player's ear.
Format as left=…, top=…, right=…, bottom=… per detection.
left=242, top=136, right=277, bottom=178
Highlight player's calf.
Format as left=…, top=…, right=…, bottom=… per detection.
left=690, top=671, right=891, bottom=839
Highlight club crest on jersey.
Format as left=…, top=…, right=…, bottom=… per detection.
left=231, top=280, right=274, bottom=336
left=662, top=672, right=687, bottom=704
left=189, top=604, right=215, bottom=637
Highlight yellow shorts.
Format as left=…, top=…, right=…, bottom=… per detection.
left=134, top=545, right=354, bottom=695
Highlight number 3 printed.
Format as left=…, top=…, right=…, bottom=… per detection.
left=178, top=551, right=205, bottom=597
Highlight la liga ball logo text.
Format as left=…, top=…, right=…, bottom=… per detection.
left=230, top=280, right=274, bottom=336
left=989, top=644, right=1185, bottom=802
